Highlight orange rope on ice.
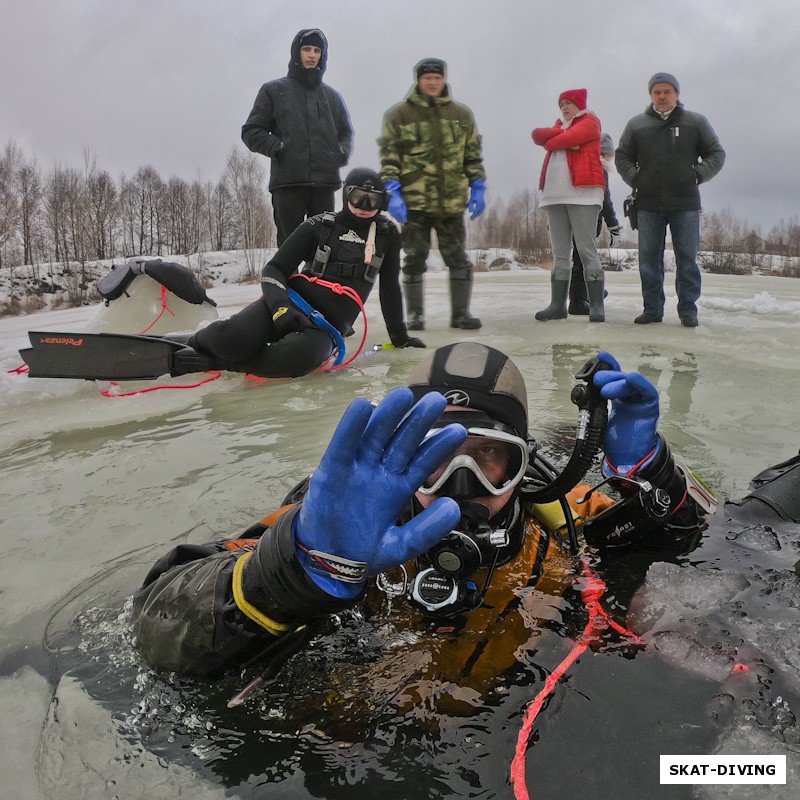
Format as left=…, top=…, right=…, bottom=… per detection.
left=137, top=284, right=175, bottom=334
left=509, top=554, right=755, bottom=799
left=509, top=560, right=645, bottom=800
left=101, top=371, right=222, bottom=398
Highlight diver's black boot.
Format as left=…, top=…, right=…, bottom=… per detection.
left=586, top=275, right=606, bottom=323
left=535, top=277, right=570, bottom=321
left=169, top=346, right=216, bottom=376
left=166, top=332, right=217, bottom=376
left=568, top=262, right=589, bottom=315
left=403, top=275, right=425, bottom=331
left=449, top=268, right=482, bottom=329
left=161, top=332, right=195, bottom=346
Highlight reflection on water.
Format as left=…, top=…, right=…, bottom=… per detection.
left=2, top=328, right=800, bottom=798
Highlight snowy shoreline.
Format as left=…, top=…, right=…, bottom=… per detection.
left=2, top=246, right=796, bottom=318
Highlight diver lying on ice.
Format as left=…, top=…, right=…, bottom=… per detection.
left=20, top=168, right=423, bottom=381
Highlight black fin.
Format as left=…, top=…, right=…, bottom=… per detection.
left=20, top=331, right=185, bottom=380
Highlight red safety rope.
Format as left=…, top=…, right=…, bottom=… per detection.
left=509, top=555, right=753, bottom=798
left=101, top=371, right=222, bottom=398
left=138, top=284, right=175, bottom=334
left=510, top=559, right=644, bottom=800
left=291, top=273, right=368, bottom=370
left=99, top=287, right=224, bottom=397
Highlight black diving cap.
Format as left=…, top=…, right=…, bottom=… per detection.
left=343, top=168, right=388, bottom=211
left=407, top=342, right=529, bottom=440
left=343, top=168, right=385, bottom=193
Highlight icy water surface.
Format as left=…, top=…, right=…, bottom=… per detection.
left=1, top=270, right=799, bottom=798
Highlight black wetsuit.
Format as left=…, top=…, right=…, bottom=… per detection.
left=187, top=207, right=409, bottom=378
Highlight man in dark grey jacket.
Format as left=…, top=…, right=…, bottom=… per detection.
left=242, top=29, right=354, bottom=245
left=616, top=73, right=725, bottom=327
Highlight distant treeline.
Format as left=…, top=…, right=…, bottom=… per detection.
left=2, top=138, right=800, bottom=275
left=0, top=140, right=273, bottom=276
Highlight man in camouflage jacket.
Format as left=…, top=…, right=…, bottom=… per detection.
left=379, top=58, right=486, bottom=331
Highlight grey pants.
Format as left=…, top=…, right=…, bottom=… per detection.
left=545, top=204, right=603, bottom=281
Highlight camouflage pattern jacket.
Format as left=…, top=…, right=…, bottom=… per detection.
left=379, top=86, right=485, bottom=216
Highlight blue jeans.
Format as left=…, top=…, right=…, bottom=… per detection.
left=637, top=209, right=701, bottom=318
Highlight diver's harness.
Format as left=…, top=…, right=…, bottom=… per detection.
left=285, top=288, right=346, bottom=368
left=283, top=212, right=385, bottom=370
left=303, top=211, right=385, bottom=284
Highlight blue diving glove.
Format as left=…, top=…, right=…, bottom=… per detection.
left=592, top=351, right=660, bottom=476
left=385, top=179, right=408, bottom=224
left=467, top=178, right=486, bottom=220
left=294, top=388, right=467, bottom=598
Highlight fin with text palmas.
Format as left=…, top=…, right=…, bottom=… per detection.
left=19, top=331, right=213, bottom=380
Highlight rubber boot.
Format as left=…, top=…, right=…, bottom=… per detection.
left=535, top=278, right=570, bottom=321
left=449, top=268, right=482, bottom=329
left=568, top=261, right=589, bottom=315
left=403, top=276, right=425, bottom=331
left=586, top=276, right=606, bottom=323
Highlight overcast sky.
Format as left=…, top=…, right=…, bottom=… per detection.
left=3, top=0, right=798, bottom=232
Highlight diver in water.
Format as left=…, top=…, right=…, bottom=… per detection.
left=169, top=167, right=425, bottom=379
left=132, top=341, right=724, bottom=685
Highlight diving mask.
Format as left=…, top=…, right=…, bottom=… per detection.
left=345, top=185, right=387, bottom=212
left=419, top=412, right=531, bottom=499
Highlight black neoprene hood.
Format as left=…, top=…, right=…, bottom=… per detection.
left=407, top=342, right=529, bottom=440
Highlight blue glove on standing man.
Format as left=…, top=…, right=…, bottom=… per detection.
left=385, top=179, right=408, bottom=224
left=467, top=179, right=486, bottom=220
left=294, top=388, right=466, bottom=598
left=592, top=351, right=661, bottom=476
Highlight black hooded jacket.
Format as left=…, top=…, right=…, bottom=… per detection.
left=241, top=29, right=354, bottom=191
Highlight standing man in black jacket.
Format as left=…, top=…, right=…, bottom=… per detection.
left=616, top=73, right=725, bottom=327
left=242, top=29, right=354, bottom=245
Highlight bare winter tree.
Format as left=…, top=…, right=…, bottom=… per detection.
left=204, top=178, right=235, bottom=253
left=0, top=141, right=22, bottom=269
left=767, top=216, right=800, bottom=259
left=43, top=163, right=95, bottom=302
left=43, top=164, right=72, bottom=264
left=186, top=178, right=207, bottom=268
left=224, top=147, right=274, bottom=276
left=17, top=158, right=44, bottom=271
left=84, top=161, right=118, bottom=261
left=119, top=166, right=165, bottom=257
left=163, top=175, right=192, bottom=255
left=699, top=208, right=749, bottom=274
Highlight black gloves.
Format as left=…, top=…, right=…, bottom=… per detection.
left=262, top=272, right=312, bottom=339
left=272, top=305, right=314, bottom=339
